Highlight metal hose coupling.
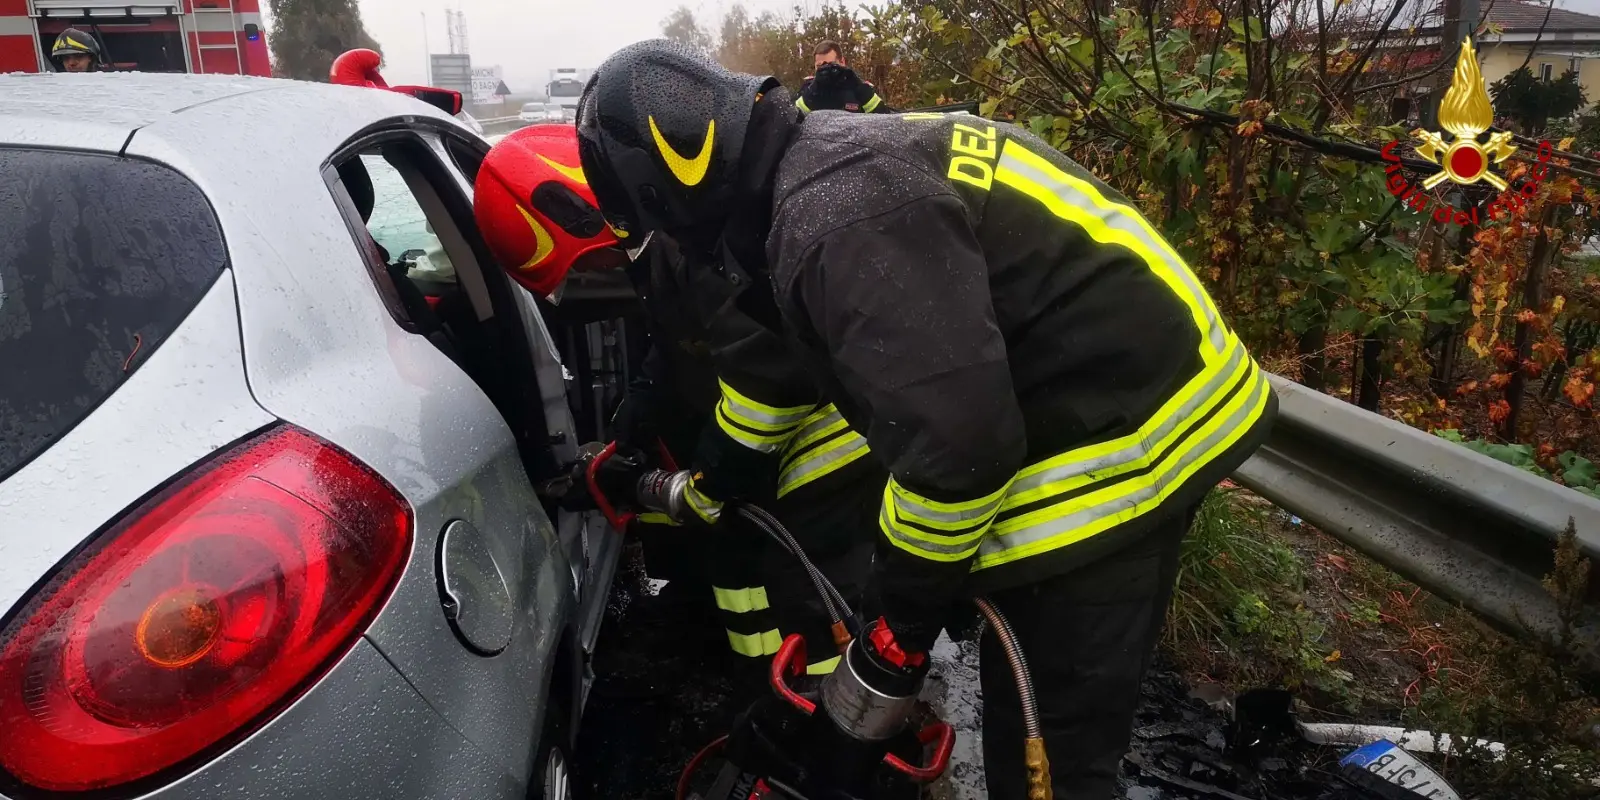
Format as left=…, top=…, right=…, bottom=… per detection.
left=635, top=468, right=693, bottom=523
left=974, top=597, right=1052, bottom=800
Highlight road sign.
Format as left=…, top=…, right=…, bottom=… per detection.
left=470, top=65, right=503, bottom=105
left=430, top=53, right=471, bottom=98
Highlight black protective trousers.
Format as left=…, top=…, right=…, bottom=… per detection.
left=633, top=412, right=879, bottom=674
left=978, top=505, right=1195, bottom=800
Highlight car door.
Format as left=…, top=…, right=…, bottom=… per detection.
left=322, top=124, right=593, bottom=776
left=422, top=130, right=622, bottom=641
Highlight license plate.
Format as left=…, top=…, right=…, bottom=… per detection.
left=1338, top=739, right=1462, bottom=800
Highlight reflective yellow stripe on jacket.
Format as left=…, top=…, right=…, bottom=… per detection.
left=777, top=404, right=870, bottom=498
left=880, top=477, right=1010, bottom=563
left=714, top=378, right=815, bottom=454
left=884, top=131, right=1272, bottom=569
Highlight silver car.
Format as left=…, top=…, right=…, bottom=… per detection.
left=0, top=73, right=630, bottom=800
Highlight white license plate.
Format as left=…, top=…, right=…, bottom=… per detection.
left=1339, top=739, right=1462, bottom=800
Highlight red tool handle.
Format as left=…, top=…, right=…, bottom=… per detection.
left=883, top=721, right=955, bottom=783
left=769, top=634, right=817, bottom=715
left=586, top=438, right=679, bottom=534
left=585, top=442, right=636, bottom=532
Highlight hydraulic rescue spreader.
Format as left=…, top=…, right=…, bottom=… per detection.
left=569, top=443, right=1052, bottom=800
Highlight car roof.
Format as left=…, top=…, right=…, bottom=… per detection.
left=0, top=72, right=463, bottom=156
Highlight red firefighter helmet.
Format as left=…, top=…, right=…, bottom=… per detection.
left=330, top=48, right=388, bottom=87
left=474, top=124, right=626, bottom=296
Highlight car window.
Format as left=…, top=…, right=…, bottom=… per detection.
left=443, top=137, right=485, bottom=185
left=364, top=153, right=445, bottom=265
left=0, top=148, right=227, bottom=481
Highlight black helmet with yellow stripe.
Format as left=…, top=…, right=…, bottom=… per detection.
left=50, top=28, right=104, bottom=71
left=575, top=39, right=776, bottom=252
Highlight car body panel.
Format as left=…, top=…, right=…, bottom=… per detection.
left=154, top=640, right=516, bottom=800
left=124, top=78, right=609, bottom=782
left=0, top=73, right=275, bottom=152
left=0, top=270, right=275, bottom=616
left=1, top=74, right=619, bottom=798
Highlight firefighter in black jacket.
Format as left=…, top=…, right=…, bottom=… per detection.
left=576, top=40, right=1278, bottom=798
left=795, top=40, right=888, bottom=114
left=617, top=234, right=880, bottom=676
left=472, top=124, right=879, bottom=675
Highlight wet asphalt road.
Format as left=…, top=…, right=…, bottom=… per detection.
left=573, top=551, right=1361, bottom=800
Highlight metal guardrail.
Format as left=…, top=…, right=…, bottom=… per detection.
left=468, top=98, right=1600, bottom=662
left=478, top=115, right=524, bottom=135
left=1233, top=373, right=1600, bottom=665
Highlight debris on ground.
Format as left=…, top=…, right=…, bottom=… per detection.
left=578, top=518, right=1600, bottom=799
left=578, top=550, right=1386, bottom=800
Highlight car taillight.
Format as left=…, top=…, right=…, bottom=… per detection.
left=0, top=425, right=413, bottom=794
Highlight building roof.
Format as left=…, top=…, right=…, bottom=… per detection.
left=1425, top=0, right=1600, bottom=33
left=1484, top=0, right=1600, bottom=32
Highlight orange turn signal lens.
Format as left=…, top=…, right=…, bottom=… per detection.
left=135, top=587, right=222, bottom=669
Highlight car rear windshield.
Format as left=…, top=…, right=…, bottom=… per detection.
left=0, top=148, right=227, bottom=481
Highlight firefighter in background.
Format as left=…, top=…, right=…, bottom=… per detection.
left=473, top=124, right=880, bottom=677
left=575, top=40, right=1278, bottom=798
left=795, top=39, right=889, bottom=114
left=50, top=28, right=104, bottom=72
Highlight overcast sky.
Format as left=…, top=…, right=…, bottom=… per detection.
left=268, top=0, right=1600, bottom=95
left=288, top=0, right=850, bottom=93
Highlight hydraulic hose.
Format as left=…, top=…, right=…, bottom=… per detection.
left=974, top=597, right=1051, bottom=800
left=735, top=503, right=856, bottom=627
left=731, top=504, right=859, bottom=640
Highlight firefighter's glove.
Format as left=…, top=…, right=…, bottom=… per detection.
left=865, top=576, right=950, bottom=657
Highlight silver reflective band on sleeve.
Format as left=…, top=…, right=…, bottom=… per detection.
left=976, top=360, right=1271, bottom=569
left=715, top=379, right=816, bottom=454
left=993, top=142, right=1229, bottom=359
left=880, top=503, right=986, bottom=561
left=1003, top=343, right=1248, bottom=508
left=777, top=405, right=871, bottom=498
left=879, top=478, right=1010, bottom=563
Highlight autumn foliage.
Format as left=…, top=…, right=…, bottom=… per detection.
left=669, top=0, right=1599, bottom=467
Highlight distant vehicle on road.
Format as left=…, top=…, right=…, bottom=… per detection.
left=520, top=102, right=570, bottom=124
left=547, top=68, right=590, bottom=115
left=0, top=73, right=632, bottom=800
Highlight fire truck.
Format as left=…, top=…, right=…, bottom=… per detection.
left=0, top=0, right=269, bottom=75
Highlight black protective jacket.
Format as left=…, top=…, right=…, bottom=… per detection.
left=765, top=111, right=1278, bottom=651
left=796, top=64, right=888, bottom=114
